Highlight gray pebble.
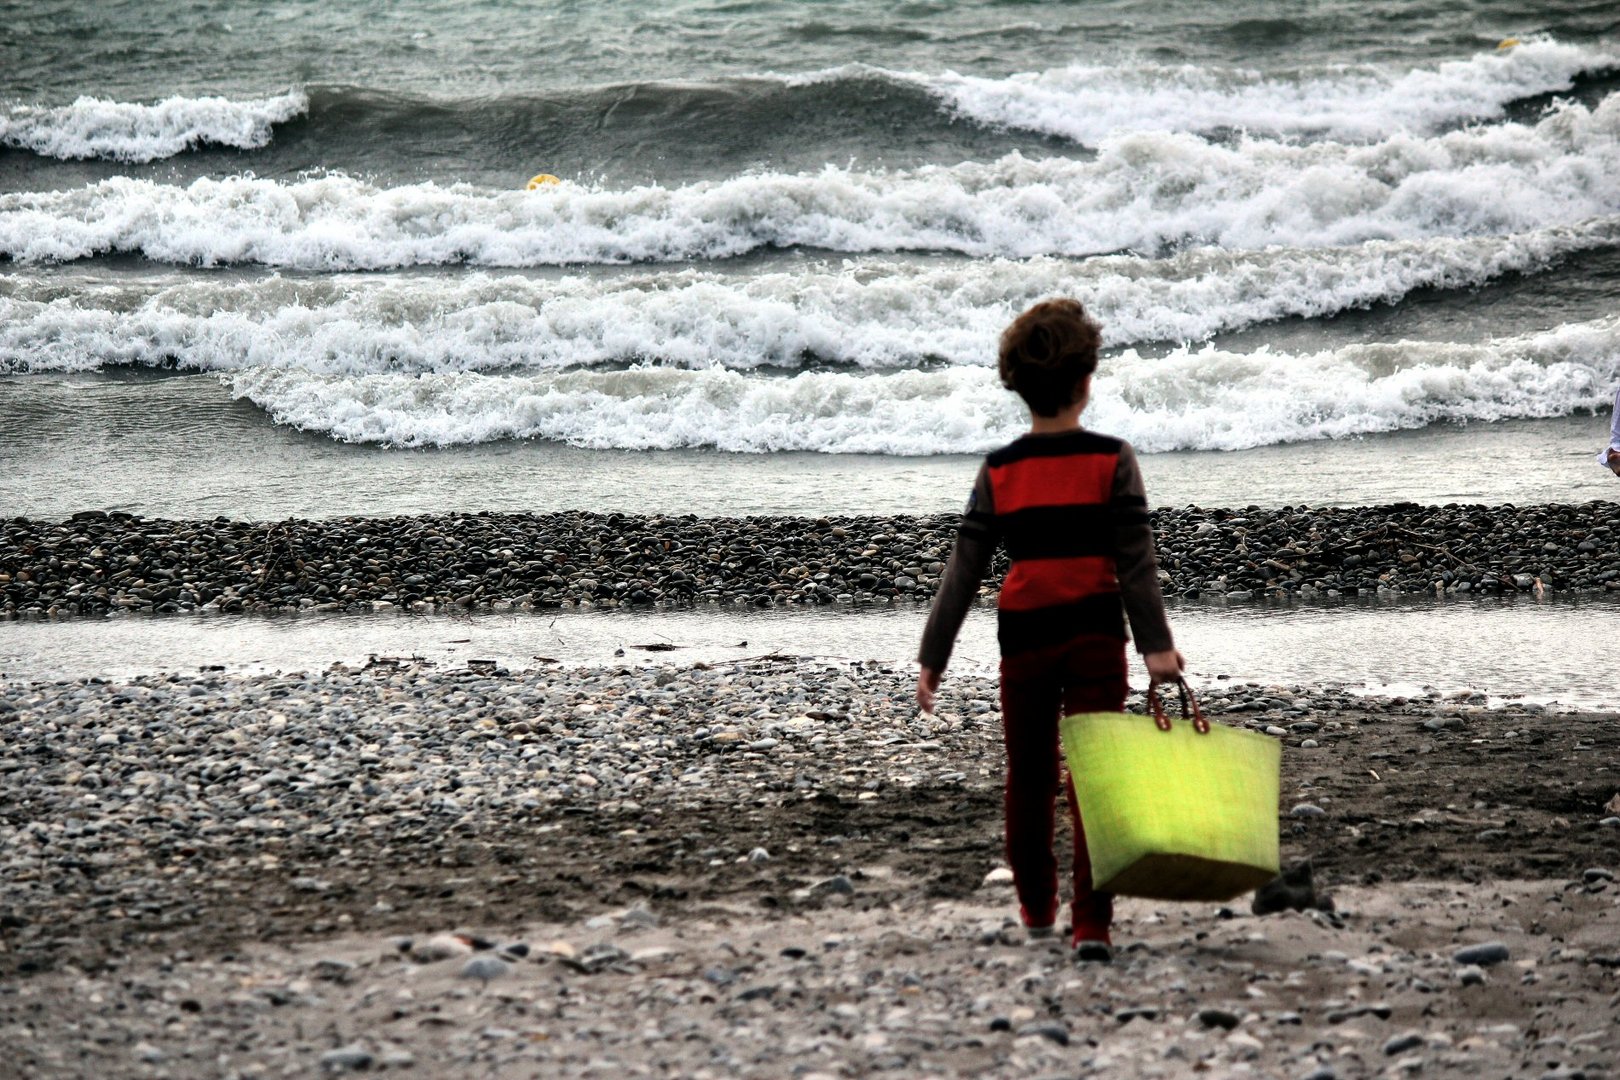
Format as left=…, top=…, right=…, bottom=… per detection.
left=808, top=874, right=855, bottom=898
left=1452, top=942, right=1510, bottom=967
left=1014, top=1021, right=1070, bottom=1045
left=1383, top=1032, right=1424, bottom=1055
left=319, top=1045, right=374, bottom=1072
left=460, top=955, right=511, bottom=981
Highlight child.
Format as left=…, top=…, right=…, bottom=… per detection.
left=916, top=298, right=1184, bottom=963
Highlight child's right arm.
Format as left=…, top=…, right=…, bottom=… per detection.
left=916, top=465, right=997, bottom=711
left=1112, top=442, right=1184, bottom=682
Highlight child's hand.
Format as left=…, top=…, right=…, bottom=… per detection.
left=1143, top=649, right=1185, bottom=684
left=916, top=666, right=942, bottom=714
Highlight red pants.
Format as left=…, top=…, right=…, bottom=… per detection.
left=999, top=635, right=1126, bottom=944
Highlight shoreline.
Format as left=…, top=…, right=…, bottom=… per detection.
left=5, top=501, right=1620, bottom=619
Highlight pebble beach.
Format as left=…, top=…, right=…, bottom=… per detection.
left=2, top=657, right=1619, bottom=1078
left=6, top=502, right=1620, bottom=619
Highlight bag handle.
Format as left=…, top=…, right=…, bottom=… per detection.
left=1147, top=679, right=1210, bottom=735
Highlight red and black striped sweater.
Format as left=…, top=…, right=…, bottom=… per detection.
left=917, top=429, right=1174, bottom=671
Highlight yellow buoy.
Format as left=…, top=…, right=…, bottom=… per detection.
left=1497, top=37, right=1521, bottom=50
left=526, top=173, right=561, bottom=190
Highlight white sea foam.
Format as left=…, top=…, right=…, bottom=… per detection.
left=4, top=92, right=1618, bottom=268
left=0, top=91, right=308, bottom=162
left=914, top=38, right=1619, bottom=145
left=225, top=316, right=1620, bottom=452
left=3, top=223, right=1611, bottom=376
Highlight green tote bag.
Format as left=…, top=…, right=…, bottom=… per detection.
left=1060, top=682, right=1281, bottom=902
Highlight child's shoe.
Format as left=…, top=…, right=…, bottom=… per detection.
left=1020, top=902, right=1059, bottom=941
left=1073, top=939, right=1114, bottom=964
left=1071, top=926, right=1113, bottom=964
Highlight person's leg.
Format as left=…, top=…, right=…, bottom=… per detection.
left=1059, top=639, right=1128, bottom=946
left=999, top=649, right=1064, bottom=931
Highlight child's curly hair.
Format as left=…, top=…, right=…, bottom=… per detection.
left=998, top=299, right=1102, bottom=417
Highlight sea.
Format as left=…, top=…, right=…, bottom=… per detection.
left=4, top=0, right=1620, bottom=701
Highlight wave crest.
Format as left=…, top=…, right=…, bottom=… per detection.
left=223, top=316, right=1620, bottom=452
left=0, top=91, right=308, bottom=162
left=4, top=92, right=1618, bottom=268
left=920, top=38, right=1619, bottom=144
left=2, top=225, right=1610, bottom=377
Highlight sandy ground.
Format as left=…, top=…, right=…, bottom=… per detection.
left=3, top=661, right=1619, bottom=1078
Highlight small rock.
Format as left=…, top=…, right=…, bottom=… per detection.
left=807, top=874, right=855, bottom=898
left=1116, top=1006, right=1160, bottom=1023
left=1383, top=1032, right=1424, bottom=1056
left=619, top=904, right=659, bottom=930
left=311, top=958, right=356, bottom=983
left=1226, top=1032, right=1264, bottom=1057
left=1290, top=804, right=1326, bottom=818
left=320, top=1045, right=374, bottom=1072
left=630, top=947, right=677, bottom=964
left=1197, top=1007, right=1241, bottom=1030
left=562, top=943, right=630, bottom=974
left=983, top=867, right=1015, bottom=886
left=1253, top=861, right=1320, bottom=915
left=411, top=933, right=473, bottom=963
left=1015, top=1021, right=1070, bottom=1046
left=460, top=955, right=511, bottom=981
left=1457, top=965, right=1487, bottom=986
left=131, top=1043, right=165, bottom=1064
left=1452, top=942, right=1510, bottom=967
